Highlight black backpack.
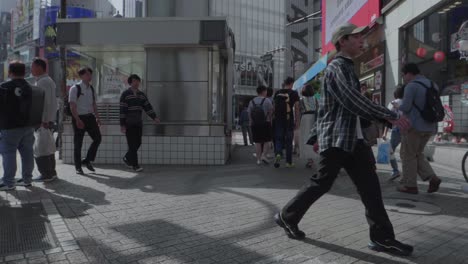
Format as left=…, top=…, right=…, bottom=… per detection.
left=250, top=98, right=267, bottom=125
left=64, top=84, right=95, bottom=116
left=412, top=81, right=445, bottom=123
left=274, top=91, right=291, bottom=121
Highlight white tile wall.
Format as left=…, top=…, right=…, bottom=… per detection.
left=61, top=135, right=230, bottom=165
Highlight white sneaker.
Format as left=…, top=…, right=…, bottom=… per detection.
left=261, top=156, right=270, bottom=164
left=256, top=160, right=261, bottom=165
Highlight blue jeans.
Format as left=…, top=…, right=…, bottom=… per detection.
left=0, top=127, right=35, bottom=186
left=390, top=128, right=401, bottom=152
left=274, top=121, right=294, bottom=163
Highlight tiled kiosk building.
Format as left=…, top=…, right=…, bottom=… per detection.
left=57, top=16, right=234, bottom=165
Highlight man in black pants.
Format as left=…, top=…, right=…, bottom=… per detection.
left=120, top=74, right=160, bottom=172
left=69, top=67, right=101, bottom=175
left=274, top=23, right=414, bottom=256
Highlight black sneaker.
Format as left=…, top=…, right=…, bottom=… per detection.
left=82, top=160, right=95, bottom=172
left=122, top=157, right=132, bottom=169
left=0, top=183, right=15, bottom=191
left=368, top=239, right=414, bottom=256
left=16, top=178, right=32, bottom=187
left=274, top=212, right=306, bottom=240
left=76, top=168, right=85, bottom=175
left=133, top=165, right=143, bottom=172
left=33, top=175, right=58, bottom=183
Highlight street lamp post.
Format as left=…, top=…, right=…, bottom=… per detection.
left=58, top=0, right=67, bottom=158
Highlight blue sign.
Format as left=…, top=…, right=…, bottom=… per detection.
left=45, top=6, right=94, bottom=26
left=293, top=54, right=328, bottom=91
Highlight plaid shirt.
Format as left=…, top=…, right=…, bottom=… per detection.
left=317, top=54, right=398, bottom=153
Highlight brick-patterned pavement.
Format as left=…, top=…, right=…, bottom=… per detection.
left=1, top=145, right=468, bottom=264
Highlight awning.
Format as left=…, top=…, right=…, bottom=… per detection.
left=293, top=53, right=328, bottom=91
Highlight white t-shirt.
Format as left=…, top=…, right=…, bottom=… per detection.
left=68, top=81, right=95, bottom=115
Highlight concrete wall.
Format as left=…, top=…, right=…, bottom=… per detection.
left=383, top=0, right=444, bottom=105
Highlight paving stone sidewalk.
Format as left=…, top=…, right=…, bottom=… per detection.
left=1, top=146, right=468, bottom=264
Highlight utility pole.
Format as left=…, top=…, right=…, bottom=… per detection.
left=58, top=0, right=67, bottom=158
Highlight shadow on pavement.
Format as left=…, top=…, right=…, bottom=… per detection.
left=41, top=178, right=110, bottom=207
left=79, top=219, right=269, bottom=264
left=302, top=238, right=409, bottom=264
left=8, top=188, right=94, bottom=218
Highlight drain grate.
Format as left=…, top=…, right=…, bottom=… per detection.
left=0, top=203, right=58, bottom=256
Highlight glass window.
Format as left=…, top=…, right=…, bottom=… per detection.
left=67, top=46, right=145, bottom=103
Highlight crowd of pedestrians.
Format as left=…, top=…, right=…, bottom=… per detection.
left=238, top=22, right=446, bottom=256
left=0, top=20, right=449, bottom=258
left=0, top=60, right=160, bottom=191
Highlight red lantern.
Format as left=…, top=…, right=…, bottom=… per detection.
left=434, top=51, right=445, bottom=62
left=416, top=47, right=427, bottom=58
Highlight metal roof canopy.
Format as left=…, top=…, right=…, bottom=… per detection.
left=56, top=17, right=228, bottom=48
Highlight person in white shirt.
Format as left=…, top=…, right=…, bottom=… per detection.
left=31, top=58, right=58, bottom=182
left=69, top=67, right=101, bottom=175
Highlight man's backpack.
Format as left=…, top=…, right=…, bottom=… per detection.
left=250, top=98, right=267, bottom=125
left=412, top=81, right=445, bottom=123
left=274, top=91, right=291, bottom=121
left=64, top=84, right=95, bottom=116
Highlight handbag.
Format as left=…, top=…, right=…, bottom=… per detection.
left=376, top=139, right=391, bottom=164
left=33, top=127, right=56, bottom=157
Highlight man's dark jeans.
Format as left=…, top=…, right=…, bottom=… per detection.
left=125, top=125, right=143, bottom=167
left=274, top=120, right=294, bottom=163
left=72, top=114, right=101, bottom=170
left=281, top=141, right=395, bottom=242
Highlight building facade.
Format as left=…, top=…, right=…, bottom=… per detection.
left=208, top=0, right=286, bottom=118
left=284, top=0, right=322, bottom=79
left=383, top=0, right=468, bottom=137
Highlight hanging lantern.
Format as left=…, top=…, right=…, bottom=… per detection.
left=416, top=47, right=427, bottom=58
left=434, top=51, right=445, bottom=62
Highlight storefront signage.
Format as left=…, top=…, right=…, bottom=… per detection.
left=374, top=70, right=382, bottom=90
left=322, top=0, right=381, bottom=54
left=234, top=55, right=272, bottom=90
left=11, top=0, right=37, bottom=49
left=286, top=0, right=315, bottom=77
left=13, top=25, right=33, bottom=48
left=361, top=54, right=384, bottom=74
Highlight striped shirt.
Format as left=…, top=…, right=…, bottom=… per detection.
left=119, top=88, right=157, bottom=126
left=317, top=54, right=398, bottom=153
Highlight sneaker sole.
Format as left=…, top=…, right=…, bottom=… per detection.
left=368, top=241, right=413, bottom=256
left=0, top=187, right=16, bottom=191
left=274, top=213, right=305, bottom=240
left=16, top=184, right=32, bottom=187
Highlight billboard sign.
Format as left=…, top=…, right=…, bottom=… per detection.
left=322, top=0, right=380, bottom=54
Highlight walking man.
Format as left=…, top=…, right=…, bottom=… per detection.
left=240, top=106, right=253, bottom=146
left=0, top=62, right=38, bottom=190
left=397, top=63, right=442, bottom=194
left=120, top=74, right=160, bottom=172
left=248, top=85, right=273, bottom=165
left=274, top=23, right=414, bottom=256
left=31, top=58, right=58, bottom=182
left=69, top=67, right=101, bottom=175
left=273, top=77, right=300, bottom=168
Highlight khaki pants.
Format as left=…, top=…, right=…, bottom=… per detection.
left=400, top=129, right=436, bottom=187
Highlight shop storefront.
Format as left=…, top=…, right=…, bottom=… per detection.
left=401, top=0, right=468, bottom=139
left=355, top=24, right=386, bottom=105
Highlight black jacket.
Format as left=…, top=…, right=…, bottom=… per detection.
left=0, top=79, right=33, bottom=129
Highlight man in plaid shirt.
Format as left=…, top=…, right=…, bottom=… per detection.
left=274, top=23, right=413, bottom=256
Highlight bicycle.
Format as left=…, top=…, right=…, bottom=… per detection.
left=463, top=150, right=468, bottom=183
